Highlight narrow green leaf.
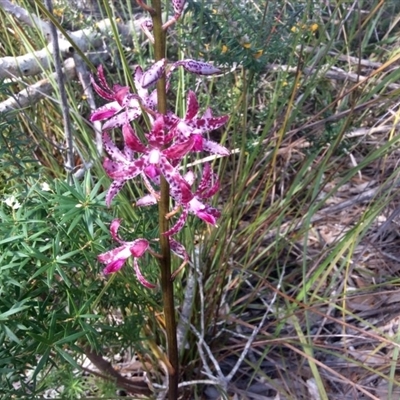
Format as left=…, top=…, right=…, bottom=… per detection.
left=55, top=264, right=71, bottom=287
left=32, top=347, right=51, bottom=381
left=30, top=263, right=53, bottom=281
left=26, top=332, right=52, bottom=346
left=56, top=249, right=82, bottom=262
left=0, top=305, right=30, bottom=321
left=0, top=235, right=25, bottom=245
left=54, top=331, right=86, bottom=346
left=2, top=324, right=22, bottom=344
left=55, top=345, right=80, bottom=369
left=67, top=214, right=83, bottom=235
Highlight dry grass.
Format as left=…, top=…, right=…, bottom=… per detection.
left=198, top=12, right=400, bottom=399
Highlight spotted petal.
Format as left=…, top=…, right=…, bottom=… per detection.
left=105, top=179, right=128, bottom=207
left=91, top=65, right=115, bottom=100
left=164, top=208, right=189, bottom=236
left=102, top=132, right=128, bottom=164
left=110, top=218, right=124, bottom=243
left=136, top=193, right=158, bottom=207
left=160, top=157, right=193, bottom=204
left=185, top=90, right=199, bottom=119
left=162, top=137, right=194, bottom=160
left=102, top=107, right=141, bottom=130
left=104, top=157, right=146, bottom=180
left=90, top=101, right=121, bottom=122
left=176, top=59, right=221, bottom=75
left=202, top=139, right=230, bottom=156
left=98, top=245, right=131, bottom=273
left=102, top=257, right=127, bottom=274
left=141, top=59, right=166, bottom=88
left=172, top=0, right=185, bottom=17
left=170, top=238, right=189, bottom=263
left=134, top=258, right=157, bottom=289
left=191, top=201, right=220, bottom=225
left=186, top=114, right=229, bottom=132
left=122, top=124, right=147, bottom=153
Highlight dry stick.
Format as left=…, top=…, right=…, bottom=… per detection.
left=0, top=56, right=93, bottom=178
left=73, top=54, right=103, bottom=156
left=0, top=51, right=115, bottom=113
left=44, top=0, right=75, bottom=177
left=0, top=14, right=144, bottom=81
left=0, top=58, right=77, bottom=113
left=150, top=1, right=178, bottom=399
left=0, top=0, right=51, bottom=38
left=0, top=12, right=142, bottom=113
left=176, top=263, right=196, bottom=353
left=83, top=346, right=151, bottom=395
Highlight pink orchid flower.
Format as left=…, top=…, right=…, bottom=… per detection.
left=173, top=91, right=229, bottom=156
left=98, top=219, right=190, bottom=287
left=97, top=219, right=155, bottom=288
left=102, top=116, right=194, bottom=206
left=137, top=163, right=221, bottom=236
left=172, top=0, right=186, bottom=19
left=174, top=59, right=221, bottom=75
left=90, top=60, right=223, bottom=132
left=90, top=65, right=158, bottom=130
left=165, top=163, right=221, bottom=235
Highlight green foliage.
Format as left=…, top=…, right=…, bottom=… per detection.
left=0, top=173, right=155, bottom=397
left=182, top=0, right=318, bottom=73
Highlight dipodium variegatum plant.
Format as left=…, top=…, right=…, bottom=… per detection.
left=90, top=0, right=229, bottom=397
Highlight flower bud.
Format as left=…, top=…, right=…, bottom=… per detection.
left=175, top=59, right=221, bottom=75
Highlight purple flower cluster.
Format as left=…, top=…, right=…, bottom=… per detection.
left=93, top=1, right=229, bottom=288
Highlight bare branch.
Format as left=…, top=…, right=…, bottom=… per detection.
left=0, top=58, right=77, bottom=113
left=265, top=63, right=400, bottom=91
left=0, top=0, right=51, bottom=38
left=0, top=46, right=71, bottom=80
left=44, top=0, right=75, bottom=175
left=74, top=54, right=103, bottom=155
left=83, top=345, right=151, bottom=395
left=0, top=18, right=144, bottom=80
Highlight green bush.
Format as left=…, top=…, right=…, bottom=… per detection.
left=0, top=173, right=156, bottom=397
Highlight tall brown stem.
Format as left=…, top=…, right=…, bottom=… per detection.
left=150, top=1, right=179, bottom=398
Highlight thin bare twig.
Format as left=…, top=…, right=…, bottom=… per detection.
left=44, top=0, right=74, bottom=176
left=73, top=54, right=103, bottom=156
left=225, top=268, right=285, bottom=382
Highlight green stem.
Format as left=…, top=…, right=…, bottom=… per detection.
left=150, top=1, right=179, bottom=398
